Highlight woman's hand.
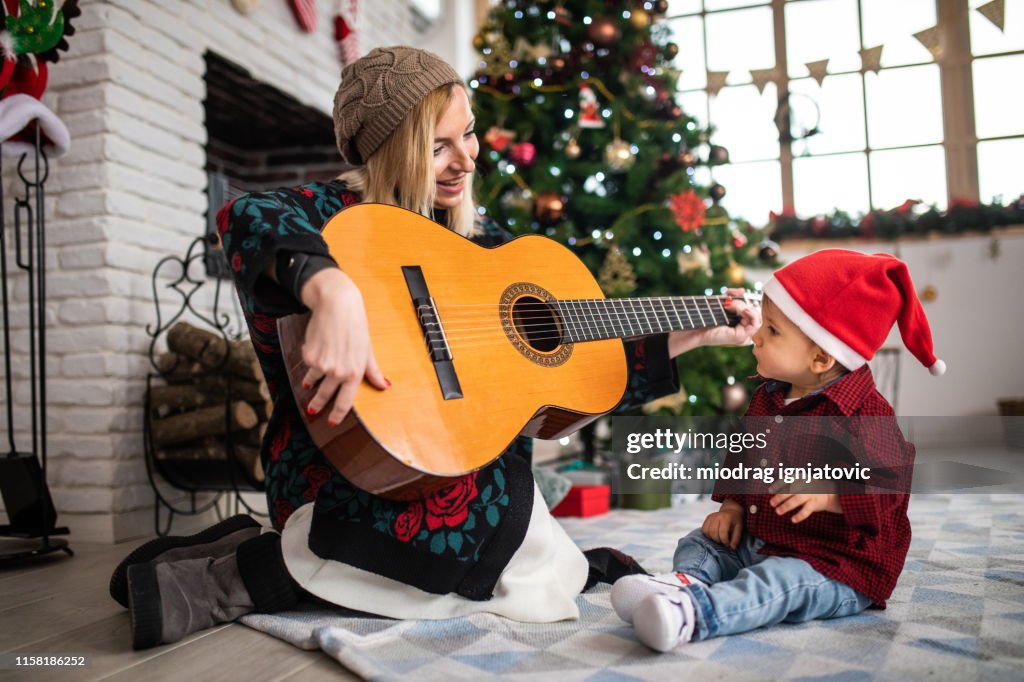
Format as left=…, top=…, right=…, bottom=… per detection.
left=702, top=499, right=745, bottom=548
left=299, top=268, right=389, bottom=426
left=668, top=288, right=761, bottom=358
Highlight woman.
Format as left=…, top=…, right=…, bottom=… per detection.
left=111, top=46, right=759, bottom=650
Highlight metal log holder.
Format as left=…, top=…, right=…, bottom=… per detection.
left=0, top=128, right=72, bottom=561
left=143, top=235, right=266, bottom=536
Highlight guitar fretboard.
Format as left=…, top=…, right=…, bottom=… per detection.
left=553, top=296, right=735, bottom=343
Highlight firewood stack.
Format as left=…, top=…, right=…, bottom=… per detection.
left=148, top=321, right=270, bottom=486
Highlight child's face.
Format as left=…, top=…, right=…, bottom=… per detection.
left=751, top=296, right=822, bottom=388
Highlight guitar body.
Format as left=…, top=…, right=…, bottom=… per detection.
left=279, top=204, right=628, bottom=499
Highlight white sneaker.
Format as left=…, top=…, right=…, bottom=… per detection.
left=610, top=572, right=706, bottom=624
left=633, top=592, right=696, bottom=653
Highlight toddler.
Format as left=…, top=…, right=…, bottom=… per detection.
left=612, top=249, right=943, bottom=651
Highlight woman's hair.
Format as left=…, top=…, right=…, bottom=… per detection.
left=339, top=83, right=478, bottom=238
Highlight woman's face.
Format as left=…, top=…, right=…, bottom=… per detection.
left=432, top=87, right=478, bottom=210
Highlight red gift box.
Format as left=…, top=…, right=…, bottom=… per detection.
left=551, top=485, right=610, bottom=517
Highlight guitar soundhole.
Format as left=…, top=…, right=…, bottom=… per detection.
left=499, top=282, right=573, bottom=367
left=512, top=296, right=561, bottom=353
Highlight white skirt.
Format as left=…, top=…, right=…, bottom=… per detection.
left=280, top=483, right=589, bottom=622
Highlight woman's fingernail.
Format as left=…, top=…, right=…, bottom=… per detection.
left=302, top=382, right=311, bottom=390
left=327, top=419, right=338, bottom=427
left=307, top=406, right=317, bottom=416
left=723, top=298, right=733, bottom=307
left=385, top=378, right=392, bottom=387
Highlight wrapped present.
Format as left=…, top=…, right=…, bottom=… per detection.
left=551, top=485, right=610, bottom=517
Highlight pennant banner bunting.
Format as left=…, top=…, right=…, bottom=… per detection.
left=706, top=70, right=729, bottom=97
left=805, top=58, right=829, bottom=86
left=976, top=0, right=1006, bottom=32
left=749, top=67, right=777, bottom=94
left=859, top=44, right=884, bottom=74
left=913, top=25, right=942, bottom=60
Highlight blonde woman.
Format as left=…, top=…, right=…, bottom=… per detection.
left=109, top=47, right=758, bottom=650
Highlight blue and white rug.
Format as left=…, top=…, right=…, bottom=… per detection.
left=240, top=494, right=1024, bottom=680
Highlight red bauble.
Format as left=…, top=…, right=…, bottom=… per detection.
left=510, top=142, right=537, bottom=168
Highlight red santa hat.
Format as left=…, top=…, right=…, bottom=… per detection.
left=762, top=249, right=946, bottom=376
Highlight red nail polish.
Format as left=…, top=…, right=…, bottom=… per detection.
left=723, top=298, right=733, bottom=307
left=303, top=382, right=311, bottom=390
left=385, top=378, right=392, bottom=387
left=307, top=406, right=317, bottom=416
left=327, top=419, right=338, bottom=427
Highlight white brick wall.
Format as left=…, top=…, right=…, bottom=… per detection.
left=0, top=0, right=448, bottom=543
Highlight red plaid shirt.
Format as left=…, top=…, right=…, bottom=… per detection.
left=713, top=366, right=913, bottom=606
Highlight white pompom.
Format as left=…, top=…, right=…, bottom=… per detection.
left=929, top=359, right=946, bottom=376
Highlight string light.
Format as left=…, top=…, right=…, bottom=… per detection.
left=653, top=230, right=662, bottom=239
left=662, top=248, right=671, bottom=257
left=632, top=247, right=642, bottom=256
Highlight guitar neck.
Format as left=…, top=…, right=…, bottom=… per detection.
left=553, top=295, right=746, bottom=344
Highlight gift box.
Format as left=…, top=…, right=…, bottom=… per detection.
left=551, top=484, right=610, bottom=517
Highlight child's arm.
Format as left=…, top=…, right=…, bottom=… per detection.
left=702, top=498, right=745, bottom=548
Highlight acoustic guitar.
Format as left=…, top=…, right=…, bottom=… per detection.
left=278, top=203, right=759, bottom=500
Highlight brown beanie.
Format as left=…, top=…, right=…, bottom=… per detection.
left=333, top=46, right=464, bottom=165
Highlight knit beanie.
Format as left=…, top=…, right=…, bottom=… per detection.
left=762, top=249, right=946, bottom=376
left=333, top=46, right=464, bottom=165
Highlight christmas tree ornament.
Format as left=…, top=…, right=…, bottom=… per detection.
left=629, top=39, right=659, bottom=71
left=553, top=4, right=572, bottom=26
left=501, top=189, right=533, bottom=213
left=758, top=239, right=780, bottom=262
left=534, top=192, right=566, bottom=223
left=652, top=0, right=670, bottom=15
left=232, top=0, right=260, bottom=14
left=286, top=0, right=317, bottom=32
left=485, top=126, right=516, bottom=152
left=564, top=137, right=582, bottom=159
left=510, top=142, right=537, bottom=167
left=598, top=246, right=638, bottom=297
left=677, top=244, right=711, bottom=275
left=577, top=84, right=605, bottom=128
left=664, top=42, right=679, bottom=60
left=629, top=8, right=651, bottom=29
left=472, top=33, right=486, bottom=51
left=709, top=182, right=727, bottom=203
left=679, top=149, right=698, bottom=167
left=587, top=16, right=621, bottom=47
left=721, top=382, right=749, bottom=412
left=514, top=37, right=552, bottom=62
left=604, top=138, right=636, bottom=172
left=725, top=261, right=746, bottom=287
left=731, top=230, right=748, bottom=248
left=707, top=145, right=730, bottom=165
left=670, top=189, right=706, bottom=232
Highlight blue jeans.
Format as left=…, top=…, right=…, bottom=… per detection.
left=672, top=529, right=872, bottom=641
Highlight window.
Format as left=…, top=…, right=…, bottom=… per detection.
left=665, top=0, right=1020, bottom=225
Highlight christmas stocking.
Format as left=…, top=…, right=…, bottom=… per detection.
left=334, top=0, right=359, bottom=66
left=286, top=0, right=317, bottom=32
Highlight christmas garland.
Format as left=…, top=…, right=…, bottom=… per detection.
left=770, top=196, right=1024, bottom=243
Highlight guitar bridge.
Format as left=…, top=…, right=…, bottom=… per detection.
left=402, top=266, right=463, bottom=400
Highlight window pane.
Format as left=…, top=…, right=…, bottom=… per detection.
left=869, top=146, right=947, bottom=211
left=793, top=152, right=869, bottom=215
left=679, top=90, right=709, bottom=128
left=665, top=0, right=702, bottom=16
left=861, top=0, right=936, bottom=67
left=705, top=7, right=775, bottom=84
left=865, top=65, right=942, bottom=148
left=788, top=74, right=866, bottom=156
left=708, top=83, right=781, bottom=162
left=970, top=0, right=1024, bottom=56
left=978, top=138, right=1024, bottom=204
left=667, top=15, right=706, bottom=90
left=785, top=0, right=861, bottom=77
left=705, top=0, right=770, bottom=11
left=974, top=55, right=1024, bottom=138
left=711, top=160, right=782, bottom=225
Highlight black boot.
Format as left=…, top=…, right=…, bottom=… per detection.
left=128, top=532, right=299, bottom=650
left=109, top=514, right=261, bottom=607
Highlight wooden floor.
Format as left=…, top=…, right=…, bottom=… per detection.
left=0, top=539, right=358, bottom=681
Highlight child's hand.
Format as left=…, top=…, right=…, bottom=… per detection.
left=702, top=504, right=745, bottom=549
left=769, top=492, right=842, bottom=523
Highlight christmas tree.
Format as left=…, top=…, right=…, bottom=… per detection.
left=472, top=0, right=766, bottom=416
